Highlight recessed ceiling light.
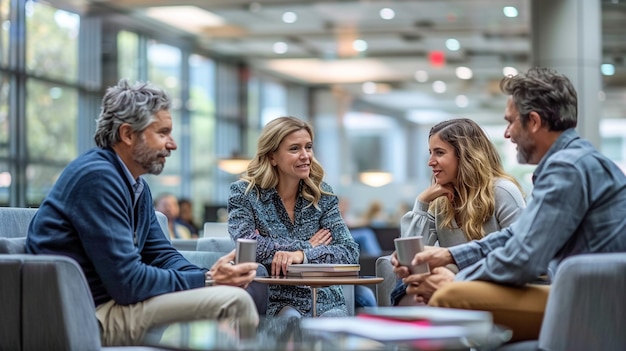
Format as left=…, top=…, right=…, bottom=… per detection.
left=455, top=95, right=469, bottom=108
left=380, top=8, right=395, bottom=20
left=432, top=80, right=446, bottom=93
left=445, top=38, right=460, bottom=51
left=353, top=39, right=368, bottom=52
left=503, top=6, right=518, bottom=18
left=601, top=63, right=615, bottom=76
left=362, top=82, right=377, bottom=94
left=456, top=66, right=473, bottom=80
left=414, top=70, right=429, bottom=82
left=282, top=11, right=297, bottom=24
left=273, top=42, right=288, bottom=54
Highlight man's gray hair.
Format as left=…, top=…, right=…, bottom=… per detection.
left=94, top=79, right=171, bottom=148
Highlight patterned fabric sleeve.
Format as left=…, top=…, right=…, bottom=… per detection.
left=227, top=182, right=304, bottom=265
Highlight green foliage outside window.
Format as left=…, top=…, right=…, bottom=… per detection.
left=25, top=1, right=79, bottom=83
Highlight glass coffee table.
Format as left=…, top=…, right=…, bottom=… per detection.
left=144, top=316, right=512, bottom=351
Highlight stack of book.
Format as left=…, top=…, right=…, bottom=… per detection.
left=286, top=263, right=360, bottom=277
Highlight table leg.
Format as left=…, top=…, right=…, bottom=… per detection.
left=311, top=287, right=317, bottom=317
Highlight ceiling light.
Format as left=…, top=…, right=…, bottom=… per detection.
left=601, top=64, right=615, bottom=76
left=445, top=38, right=460, bottom=51
left=455, top=66, right=473, bottom=80
left=144, top=6, right=225, bottom=33
left=432, top=80, right=446, bottom=93
left=353, top=39, right=368, bottom=52
left=261, top=58, right=400, bottom=84
left=359, top=171, right=393, bottom=187
left=362, top=82, right=377, bottom=94
left=273, top=42, right=288, bottom=54
left=218, top=154, right=251, bottom=175
left=380, top=8, right=395, bottom=20
left=414, top=70, right=429, bottom=82
left=503, top=66, right=518, bottom=76
left=455, top=95, right=469, bottom=108
left=503, top=6, right=518, bottom=18
left=282, top=11, right=297, bottom=23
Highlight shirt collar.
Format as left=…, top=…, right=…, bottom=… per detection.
left=116, top=154, right=144, bottom=198
left=532, top=128, right=580, bottom=184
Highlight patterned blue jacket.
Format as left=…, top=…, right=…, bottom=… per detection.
left=228, top=179, right=359, bottom=317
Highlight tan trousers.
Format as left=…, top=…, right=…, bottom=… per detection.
left=429, top=281, right=550, bottom=342
left=96, top=286, right=259, bottom=346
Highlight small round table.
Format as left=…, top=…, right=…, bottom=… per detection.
left=254, top=275, right=384, bottom=317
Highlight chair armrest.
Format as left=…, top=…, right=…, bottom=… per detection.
left=0, top=256, right=23, bottom=350
left=179, top=251, right=228, bottom=270
left=539, top=253, right=626, bottom=350
left=196, top=237, right=235, bottom=252
left=375, top=255, right=397, bottom=306
left=13, top=254, right=101, bottom=351
left=0, top=237, right=27, bottom=254
left=170, top=239, right=198, bottom=251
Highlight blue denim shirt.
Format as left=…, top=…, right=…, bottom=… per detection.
left=228, top=180, right=359, bottom=317
left=450, top=129, right=626, bottom=284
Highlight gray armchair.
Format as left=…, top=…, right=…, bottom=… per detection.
left=498, top=252, right=626, bottom=351
left=375, top=255, right=396, bottom=306
left=375, top=252, right=626, bottom=350
left=0, top=207, right=227, bottom=351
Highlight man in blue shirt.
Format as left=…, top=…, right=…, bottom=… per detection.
left=393, top=67, right=626, bottom=341
left=27, top=79, right=261, bottom=346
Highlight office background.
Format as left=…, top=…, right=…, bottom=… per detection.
left=1, top=0, right=624, bottom=222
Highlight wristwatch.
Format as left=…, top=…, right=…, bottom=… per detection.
left=205, top=273, right=215, bottom=287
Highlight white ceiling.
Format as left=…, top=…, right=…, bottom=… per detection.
left=67, top=0, right=626, bottom=125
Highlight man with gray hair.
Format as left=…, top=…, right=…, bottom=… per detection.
left=26, top=79, right=260, bottom=346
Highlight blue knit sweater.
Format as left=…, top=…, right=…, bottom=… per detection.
left=26, top=147, right=205, bottom=306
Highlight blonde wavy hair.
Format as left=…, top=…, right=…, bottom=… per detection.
left=242, top=116, right=330, bottom=208
left=429, top=118, right=523, bottom=241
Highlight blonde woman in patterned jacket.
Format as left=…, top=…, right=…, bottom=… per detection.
left=227, top=116, right=359, bottom=317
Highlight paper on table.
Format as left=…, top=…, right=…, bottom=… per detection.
left=301, top=317, right=469, bottom=342
left=358, top=306, right=493, bottom=337
left=358, top=306, right=492, bottom=325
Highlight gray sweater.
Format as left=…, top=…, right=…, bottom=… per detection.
left=400, top=178, right=527, bottom=247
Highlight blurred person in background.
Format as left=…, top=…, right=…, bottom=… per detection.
left=155, top=193, right=195, bottom=239
left=176, top=197, right=200, bottom=237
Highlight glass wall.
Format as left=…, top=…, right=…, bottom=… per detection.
left=143, top=41, right=183, bottom=197
left=187, top=54, right=217, bottom=222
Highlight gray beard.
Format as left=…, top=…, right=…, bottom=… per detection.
left=133, top=139, right=168, bottom=175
